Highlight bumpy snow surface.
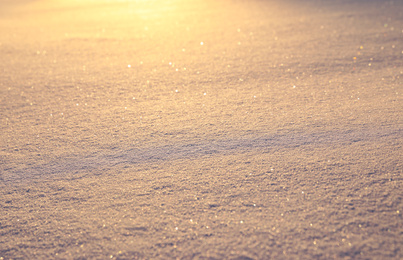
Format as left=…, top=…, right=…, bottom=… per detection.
left=1, top=0, right=402, bottom=259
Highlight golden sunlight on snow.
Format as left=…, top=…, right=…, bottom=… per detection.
left=0, top=0, right=402, bottom=258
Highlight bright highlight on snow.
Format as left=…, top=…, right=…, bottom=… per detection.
left=1, top=0, right=401, bottom=258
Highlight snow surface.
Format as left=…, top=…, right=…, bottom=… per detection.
left=1, top=0, right=402, bottom=258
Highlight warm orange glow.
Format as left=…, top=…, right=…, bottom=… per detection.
left=2, top=0, right=401, bottom=258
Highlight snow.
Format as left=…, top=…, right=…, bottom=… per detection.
left=0, top=0, right=402, bottom=258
